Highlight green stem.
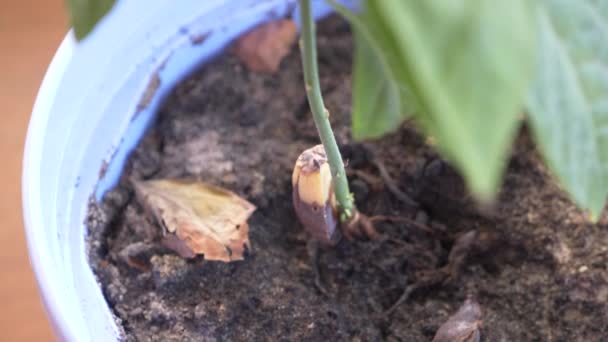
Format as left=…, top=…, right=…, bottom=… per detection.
left=299, top=0, right=354, bottom=221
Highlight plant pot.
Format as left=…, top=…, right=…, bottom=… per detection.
left=22, top=1, right=355, bottom=340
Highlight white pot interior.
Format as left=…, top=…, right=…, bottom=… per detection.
left=23, top=0, right=355, bottom=340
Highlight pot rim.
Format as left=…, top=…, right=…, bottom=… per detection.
left=22, top=32, right=76, bottom=341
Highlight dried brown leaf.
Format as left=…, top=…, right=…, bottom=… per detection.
left=232, top=19, right=298, bottom=73
left=432, top=298, right=483, bottom=342
left=133, top=179, right=256, bottom=262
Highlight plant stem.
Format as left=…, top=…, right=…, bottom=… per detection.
left=299, top=0, right=354, bottom=221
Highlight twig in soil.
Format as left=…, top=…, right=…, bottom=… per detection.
left=384, top=284, right=419, bottom=315
left=371, top=159, right=419, bottom=208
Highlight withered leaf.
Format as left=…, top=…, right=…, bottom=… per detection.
left=232, top=19, right=298, bottom=73
left=432, top=298, right=482, bottom=342
left=133, top=179, right=255, bottom=262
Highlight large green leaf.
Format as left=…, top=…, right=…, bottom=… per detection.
left=66, top=0, right=116, bottom=41
left=527, top=0, right=608, bottom=218
left=328, top=0, right=414, bottom=140
left=361, top=0, right=537, bottom=197
left=351, top=29, right=409, bottom=140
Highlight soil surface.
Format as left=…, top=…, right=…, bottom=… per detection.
left=87, top=17, right=608, bottom=341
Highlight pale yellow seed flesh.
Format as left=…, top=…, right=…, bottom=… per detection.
left=297, top=163, right=331, bottom=205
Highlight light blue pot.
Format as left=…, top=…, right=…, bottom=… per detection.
left=22, top=0, right=355, bottom=340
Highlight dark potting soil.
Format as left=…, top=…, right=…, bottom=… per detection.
left=87, top=17, right=608, bottom=341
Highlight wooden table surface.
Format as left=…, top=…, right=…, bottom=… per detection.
left=0, top=0, right=67, bottom=340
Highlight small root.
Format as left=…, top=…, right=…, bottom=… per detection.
left=384, top=269, right=448, bottom=316
left=346, top=156, right=418, bottom=208
left=384, top=231, right=479, bottom=315
left=342, top=210, right=381, bottom=241
left=371, top=159, right=419, bottom=208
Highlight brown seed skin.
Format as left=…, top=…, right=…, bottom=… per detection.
left=292, top=145, right=339, bottom=246
left=432, top=298, right=482, bottom=342
left=292, top=186, right=339, bottom=246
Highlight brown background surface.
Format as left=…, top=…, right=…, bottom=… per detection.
left=0, top=0, right=67, bottom=340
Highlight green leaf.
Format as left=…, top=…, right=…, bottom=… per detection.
left=66, top=0, right=116, bottom=41
left=361, top=0, right=537, bottom=197
left=327, top=0, right=414, bottom=140
left=527, top=0, right=608, bottom=219
left=351, top=29, right=409, bottom=140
